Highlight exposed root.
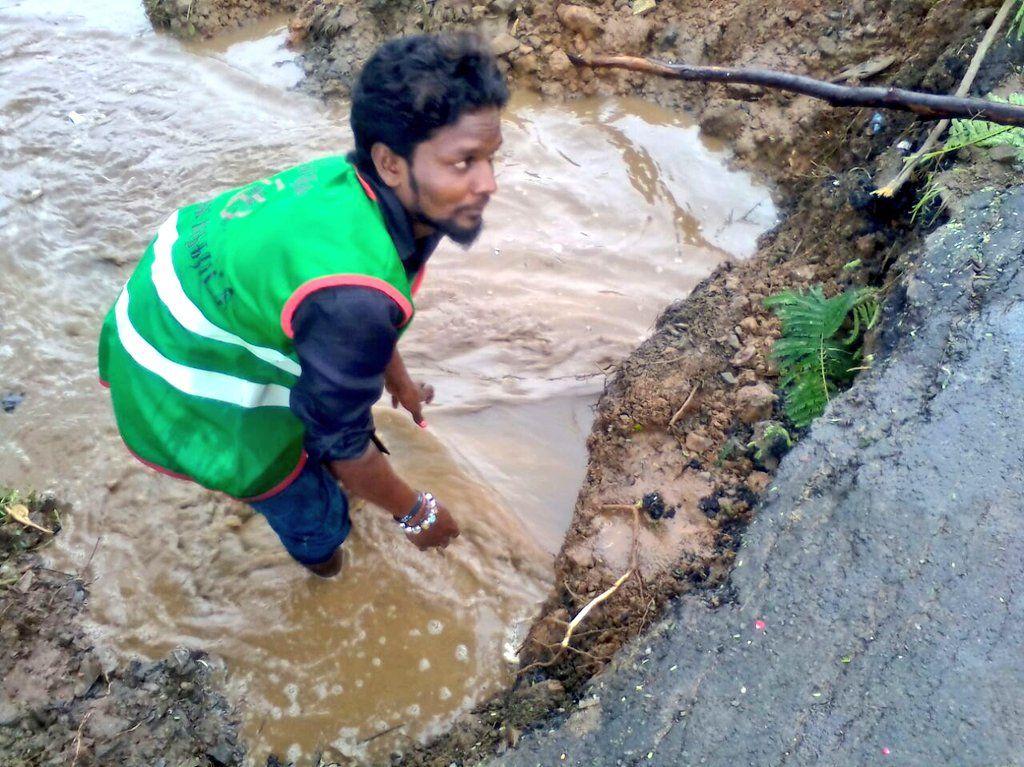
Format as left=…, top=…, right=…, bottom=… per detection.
left=669, top=384, right=702, bottom=428
left=559, top=568, right=634, bottom=649
left=875, top=0, right=1016, bottom=196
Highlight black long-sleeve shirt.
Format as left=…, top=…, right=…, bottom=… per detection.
left=288, top=163, right=441, bottom=462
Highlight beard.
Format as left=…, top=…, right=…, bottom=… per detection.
left=409, top=171, right=484, bottom=246
left=412, top=208, right=483, bottom=246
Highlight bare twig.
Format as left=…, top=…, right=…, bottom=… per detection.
left=668, top=384, right=701, bottom=427
left=569, top=52, right=1024, bottom=127
left=77, top=535, right=103, bottom=580
left=70, top=710, right=93, bottom=767
left=875, top=0, right=1016, bottom=196
left=559, top=504, right=640, bottom=649
left=559, top=569, right=633, bottom=649
left=600, top=503, right=641, bottom=512
left=359, top=723, right=405, bottom=744
left=519, top=503, right=642, bottom=675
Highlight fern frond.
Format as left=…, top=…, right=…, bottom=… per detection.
left=932, top=93, right=1024, bottom=162
left=765, top=286, right=878, bottom=428
left=1011, top=0, right=1024, bottom=40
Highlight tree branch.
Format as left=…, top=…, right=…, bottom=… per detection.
left=875, top=0, right=1017, bottom=196
left=569, top=54, right=1024, bottom=127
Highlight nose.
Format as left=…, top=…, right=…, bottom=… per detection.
left=472, top=160, right=497, bottom=197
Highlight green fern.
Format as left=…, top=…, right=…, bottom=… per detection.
left=764, top=286, right=879, bottom=428
left=926, top=93, right=1024, bottom=162
left=1010, top=0, right=1024, bottom=39
left=911, top=173, right=946, bottom=225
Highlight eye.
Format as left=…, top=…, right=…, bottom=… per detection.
left=453, top=159, right=470, bottom=171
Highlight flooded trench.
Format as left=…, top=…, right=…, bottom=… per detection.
left=0, top=2, right=776, bottom=762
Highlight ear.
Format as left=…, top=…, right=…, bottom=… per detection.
left=371, top=142, right=408, bottom=189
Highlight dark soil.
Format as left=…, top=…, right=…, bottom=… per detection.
left=0, top=494, right=244, bottom=767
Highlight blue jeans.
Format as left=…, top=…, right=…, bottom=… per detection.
left=249, top=461, right=351, bottom=565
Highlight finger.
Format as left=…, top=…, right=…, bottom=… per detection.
left=410, top=405, right=426, bottom=428
left=392, top=394, right=399, bottom=409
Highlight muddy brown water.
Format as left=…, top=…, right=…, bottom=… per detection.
left=0, top=2, right=776, bottom=762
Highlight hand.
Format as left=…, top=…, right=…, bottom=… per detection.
left=405, top=500, right=460, bottom=551
left=386, top=378, right=435, bottom=427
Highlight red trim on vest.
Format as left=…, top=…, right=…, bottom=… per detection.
left=355, top=171, right=377, bottom=201
left=99, top=378, right=110, bottom=389
left=243, top=451, right=309, bottom=503
left=123, top=443, right=308, bottom=503
left=280, top=275, right=414, bottom=338
left=410, top=265, right=427, bottom=297
left=125, top=445, right=194, bottom=483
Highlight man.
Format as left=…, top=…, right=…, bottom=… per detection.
left=98, top=33, right=508, bottom=577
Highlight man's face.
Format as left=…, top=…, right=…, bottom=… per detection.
left=385, top=107, right=503, bottom=245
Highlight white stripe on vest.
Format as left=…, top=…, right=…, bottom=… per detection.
left=151, top=211, right=302, bottom=377
left=115, top=287, right=292, bottom=409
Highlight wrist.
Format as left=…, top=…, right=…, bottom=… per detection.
left=390, top=487, right=421, bottom=520
left=396, top=492, right=438, bottom=536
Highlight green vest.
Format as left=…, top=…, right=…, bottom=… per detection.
left=98, top=156, right=415, bottom=500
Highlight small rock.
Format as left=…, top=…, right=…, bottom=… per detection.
left=566, top=546, right=594, bottom=569
left=737, top=369, right=757, bottom=386
left=209, top=739, right=236, bottom=766
left=746, top=471, right=772, bottom=494
left=489, top=0, right=518, bottom=13
left=735, top=383, right=777, bottom=424
left=548, top=48, right=573, bottom=75
left=731, top=345, right=757, bottom=368
left=513, top=52, right=539, bottom=74
left=791, top=265, right=816, bottom=281
left=738, top=316, right=758, bottom=333
left=2, top=392, right=24, bottom=413
left=685, top=431, right=714, bottom=453
left=0, top=701, right=24, bottom=727
left=556, top=4, right=603, bottom=39
left=817, top=35, right=838, bottom=56
left=720, top=371, right=738, bottom=386
left=75, top=656, right=103, bottom=697
left=16, top=568, right=34, bottom=593
left=989, top=144, right=1019, bottom=164
left=747, top=420, right=792, bottom=471
left=334, top=6, right=358, bottom=29
left=491, top=32, right=520, bottom=57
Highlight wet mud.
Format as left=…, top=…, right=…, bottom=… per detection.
left=0, top=495, right=244, bottom=766
left=0, top=1, right=773, bottom=763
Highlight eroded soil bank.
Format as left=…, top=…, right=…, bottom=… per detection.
left=489, top=181, right=1024, bottom=767
left=0, top=497, right=244, bottom=766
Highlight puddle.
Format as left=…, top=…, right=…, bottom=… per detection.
left=0, top=2, right=776, bottom=762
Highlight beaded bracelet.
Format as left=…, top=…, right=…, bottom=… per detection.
left=398, top=492, right=438, bottom=536
left=398, top=493, right=424, bottom=527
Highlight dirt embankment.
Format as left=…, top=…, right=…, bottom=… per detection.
left=293, top=0, right=995, bottom=184
left=0, top=495, right=244, bottom=767
left=143, top=0, right=300, bottom=38
left=289, top=3, right=1011, bottom=762
left=492, top=180, right=1024, bottom=766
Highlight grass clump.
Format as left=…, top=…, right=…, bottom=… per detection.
left=765, top=286, right=880, bottom=428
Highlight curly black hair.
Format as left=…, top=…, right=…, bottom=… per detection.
left=350, top=33, right=509, bottom=171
